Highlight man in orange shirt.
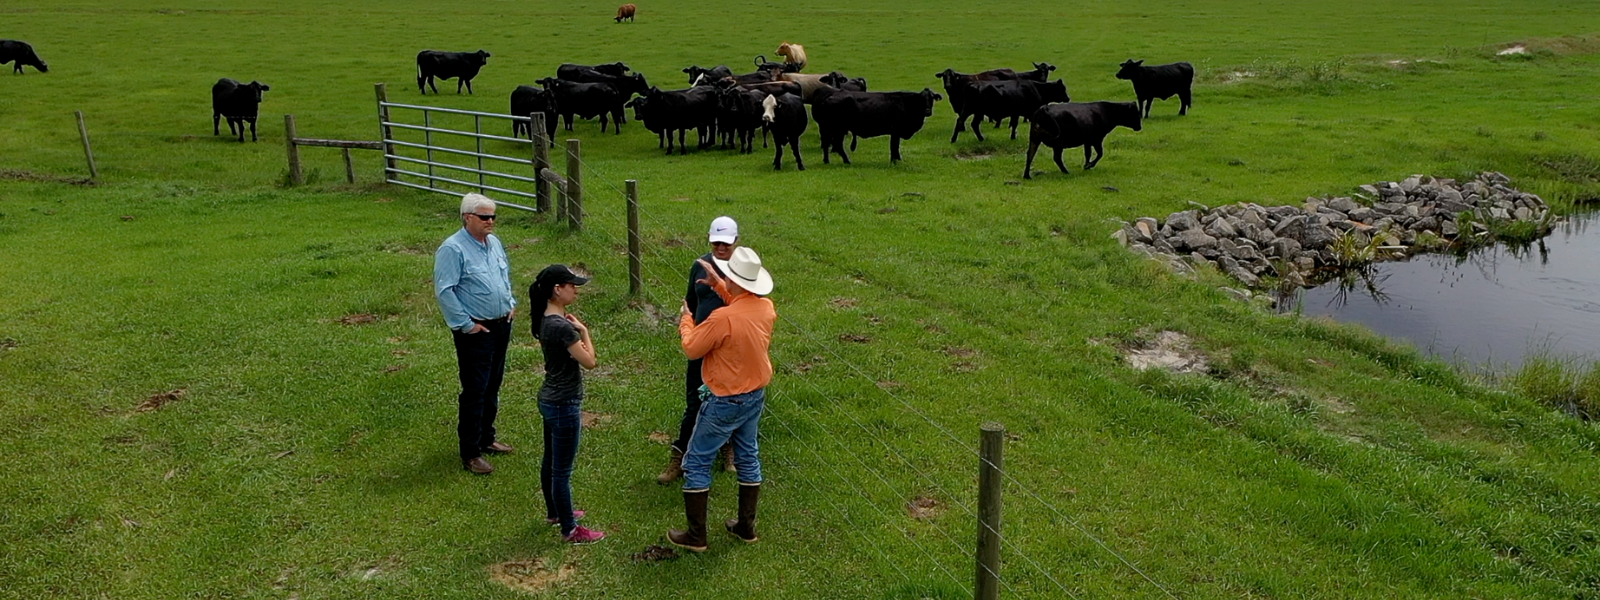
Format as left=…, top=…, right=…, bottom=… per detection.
left=668, top=247, right=776, bottom=552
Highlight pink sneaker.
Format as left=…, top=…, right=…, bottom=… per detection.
left=546, top=510, right=586, bottom=526
left=563, top=525, right=606, bottom=545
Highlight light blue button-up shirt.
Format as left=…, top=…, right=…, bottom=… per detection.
left=434, top=228, right=516, bottom=333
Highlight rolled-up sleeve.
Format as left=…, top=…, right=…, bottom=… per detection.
left=434, top=245, right=473, bottom=332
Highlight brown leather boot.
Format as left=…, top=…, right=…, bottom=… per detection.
left=720, top=444, right=738, bottom=474
left=656, top=447, right=684, bottom=485
left=668, top=490, right=709, bottom=552
left=724, top=483, right=760, bottom=542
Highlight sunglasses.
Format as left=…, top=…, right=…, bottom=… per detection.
left=469, top=213, right=497, bottom=221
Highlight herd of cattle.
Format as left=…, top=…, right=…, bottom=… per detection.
left=3, top=36, right=1198, bottom=178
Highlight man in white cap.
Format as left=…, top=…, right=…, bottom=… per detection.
left=657, top=216, right=741, bottom=484
left=434, top=193, right=516, bottom=475
left=668, top=246, right=776, bottom=552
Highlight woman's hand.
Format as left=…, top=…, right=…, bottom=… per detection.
left=564, top=313, right=588, bottom=334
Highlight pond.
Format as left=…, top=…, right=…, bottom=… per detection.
left=1284, top=209, right=1600, bottom=368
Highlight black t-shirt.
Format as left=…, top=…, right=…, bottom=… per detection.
left=685, top=252, right=728, bottom=326
left=537, top=314, right=584, bottom=405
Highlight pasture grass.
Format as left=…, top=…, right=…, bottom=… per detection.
left=4, top=0, right=1600, bottom=598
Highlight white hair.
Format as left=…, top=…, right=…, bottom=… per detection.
left=460, top=193, right=496, bottom=214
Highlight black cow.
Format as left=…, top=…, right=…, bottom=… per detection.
left=936, top=63, right=1055, bottom=130
left=717, top=87, right=767, bottom=153
left=509, top=85, right=559, bottom=141
left=684, top=65, right=733, bottom=85
left=537, top=78, right=629, bottom=134
left=416, top=49, right=489, bottom=94
left=954, top=79, right=1070, bottom=142
left=1115, top=59, right=1194, bottom=117
left=761, top=93, right=808, bottom=171
left=811, top=88, right=942, bottom=164
left=557, top=62, right=632, bottom=81
left=0, top=40, right=48, bottom=74
left=628, top=87, right=720, bottom=155
left=1023, top=101, right=1142, bottom=179
left=211, top=78, right=270, bottom=142
left=819, top=71, right=867, bottom=92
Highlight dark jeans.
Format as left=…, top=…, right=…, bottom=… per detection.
left=671, top=359, right=706, bottom=453
left=539, top=401, right=583, bottom=536
left=451, top=316, right=511, bottom=462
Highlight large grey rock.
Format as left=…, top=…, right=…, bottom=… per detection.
left=1173, top=228, right=1219, bottom=252
left=1272, top=215, right=1307, bottom=240
left=1166, top=210, right=1200, bottom=231
left=1270, top=237, right=1302, bottom=258
left=1490, top=207, right=1511, bottom=221
left=1206, top=217, right=1238, bottom=238
left=1327, top=196, right=1360, bottom=213
left=1515, top=207, right=1533, bottom=221
left=1295, top=256, right=1317, bottom=271
left=1348, top=207, right=1376, bottom=222
left=1242, top=209, right=1266, bottom=227
left=1414, top=216, right=1439, bottom=232
left=1302, top=224, right=1339, bottom=250
left=1227, top=265, right=1261, bottom=288
left=1400, top=176, right=1421, bottom=193
left=1358, top=184, right=1381, bottom=197
left=1441, top=220, right=1459, bottom=236
left=1217, top=237, right=1239, bottom=256
left=1132, top=219, right=1156, bottom=243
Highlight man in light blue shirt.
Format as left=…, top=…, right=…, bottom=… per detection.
left=435, top=193, right=517, bottom=475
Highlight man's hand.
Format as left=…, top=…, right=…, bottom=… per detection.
left=467, top=323, right=489, bottom=334
left=694, top=258, right=724, bottom=289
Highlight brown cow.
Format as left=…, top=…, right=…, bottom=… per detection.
left=776, top=41, right=807, bottom=72
left=615, top=3, right=636, bottom=22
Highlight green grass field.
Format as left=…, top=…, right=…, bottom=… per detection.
left=4, top=0, right=1600, bottom=598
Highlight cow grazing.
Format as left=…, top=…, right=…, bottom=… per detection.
left=0, top=40, right=48, bottom=74
left=510, top=85, right=559, bottom=141
left=628, top=86, right=721, bottom=154
left=811, top=88, right=942, bottom=164
left=952, top=79, right=1070, bottom=142
left=762, top=93, right=808, bottom=170
left=538, top=77, right=630, bottom=134
left=776, top=42, right=807, bottom=72
left=557, top=62, right=632, bottom=81
left=1023, top=101, right=1142, bottom=179
left=211, top=78, right=270, bottom=142
left=615, top=3, right=637, bottom=22
left=1115, top=59, right=1194, bottom=117
left=684, top=64, right=732, bottom=85
left=417, top=49, right=490, bottom=94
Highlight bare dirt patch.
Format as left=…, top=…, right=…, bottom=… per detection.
left=0, top=337, right=18, bottom=351
left=876, top=380, right=903, bottom=390
left=907, top=495, right=944, bottom=520
left=383, top=364, right=407, bottom=373
left=828, top=297, right=858, bottom=309
left=632, top=299, right=675, bottom=327
left=1120, top=331, right=1209, bottom=374
left=630, top=545, right=679, bottom=562
left=580, top=411, right=613, bottom=429
left=949, top=360, right=980, bottom=373
left=338, top=313, right=378, bottom=325
left=838, top=333, right=872, bottom=343
left=791, top=355, right=824, bottom=374
left=942, top=346, right=977, bottom=358
left=0, top=169, right=94, bottom=186
left=647, top=431, right=673, bottom=445
left=133, top=389, right=187, bottom=413
left=489, top=558, right=576, bottom=594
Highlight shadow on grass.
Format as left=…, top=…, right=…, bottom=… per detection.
left=363, top=448, right=469, bottom=495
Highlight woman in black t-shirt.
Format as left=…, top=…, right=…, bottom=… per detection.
left=529, top=264, right=605, bottom=545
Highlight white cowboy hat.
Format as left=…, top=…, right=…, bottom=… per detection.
left=713, top=246, right=774, bottom=296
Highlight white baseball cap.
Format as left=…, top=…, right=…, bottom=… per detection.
left=708, top=216, right=739, bottom=244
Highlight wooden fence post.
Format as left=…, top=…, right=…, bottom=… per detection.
left=342, top=148, right=355, bottom=183
left=284, top=114, right=303, bottom=186
left=74, top=110, right=98, bottom=180
left=565, top=139, right=582, bottom=231
left=976, top=422, right=1005, bottom=600
left=531, top=113, right=551, bottom=213
left=627, top=179, right=642, bottom=296
left=375, top=83, right=396, bottom=179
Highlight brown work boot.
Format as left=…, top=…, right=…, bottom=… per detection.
left=720, top=444, right=738, bottom=474
left=656, top=447, right=685, bottom=485
left=482, top=441, right=515, bottom=454
left=463, top=457, right=494, bottom=474
left=668, top=490, right=710, bottom=552
left=724, top=483, right=760, bottom=543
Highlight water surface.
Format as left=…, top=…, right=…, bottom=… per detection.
left=1291, top=210, right=1600, bottom=367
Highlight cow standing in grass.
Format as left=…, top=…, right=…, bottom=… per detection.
left=615, top=3, right=637, bottom=22
left=1115, top=59, right=1194, bottom=117
left=0, top=40, right=48, bottom=74
left=510, top=85, right=559, bottom=141
left=211, top=78, right=270, bottom=142
left=776, top=42, right=807, bottom=72
left=811, top=88, right=942, bottom=164
left=762, top=93, right=807, bottom=170
left=1022, top=101, right=1142, bottom=179
left=417, top=50, right=490, bottom=95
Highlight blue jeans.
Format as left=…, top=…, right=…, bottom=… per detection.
left=539, top=401, right=582, bottom=535
left=682, top=387, right=765, bottom=491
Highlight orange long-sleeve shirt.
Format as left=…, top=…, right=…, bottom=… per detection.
left=679, top=280, right=775, bottom=397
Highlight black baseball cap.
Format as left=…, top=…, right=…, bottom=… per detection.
left=535, top=264, right=590, bottom=288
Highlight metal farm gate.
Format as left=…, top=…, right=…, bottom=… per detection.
left=373, top=83, right=563, bottom=214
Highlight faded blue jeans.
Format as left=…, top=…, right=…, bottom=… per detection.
left=682, top=387, right=764, bottom=491
left=538, top=401, right=582, bottom=536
